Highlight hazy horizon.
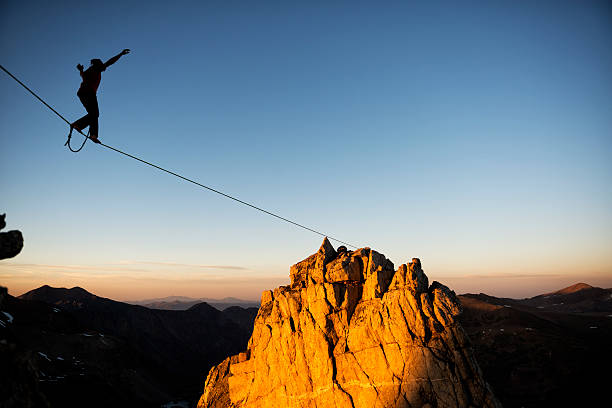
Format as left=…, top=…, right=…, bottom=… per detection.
left=4, top=255, right=611, bottom=302
left=2, top=1, right=611, bottom=301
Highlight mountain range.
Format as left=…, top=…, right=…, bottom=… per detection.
left=1, top=280, right=610, bottom=407
left=458, top=283, right=611, bottom=407
left=1, top=285, right=259, bottom=407
left=127, top=296, right=260, bottom=311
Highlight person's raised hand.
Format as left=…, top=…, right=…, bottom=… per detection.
left=121, top=49, right=130, bottom=56
left=77, top=64, right=84, bottom=71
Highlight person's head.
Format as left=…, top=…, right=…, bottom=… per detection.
left=90, top=58, right=104, bottom=68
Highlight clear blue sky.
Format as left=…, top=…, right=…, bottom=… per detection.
left=1, top=0, right=611, bottom=300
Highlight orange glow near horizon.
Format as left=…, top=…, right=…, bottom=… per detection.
left=1, top=260, right=610, bottom=302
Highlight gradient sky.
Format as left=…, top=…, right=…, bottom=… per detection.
left=1, top=0, right=611, bottom=301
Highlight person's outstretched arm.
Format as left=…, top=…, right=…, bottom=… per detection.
left=104, top=49, right=130, bottom=69
left=76, top=64, right=84, bottom=78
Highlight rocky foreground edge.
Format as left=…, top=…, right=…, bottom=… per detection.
left=198, top=239, right=501, bottom=408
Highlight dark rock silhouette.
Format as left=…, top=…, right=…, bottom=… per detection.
left=0, top=286, right=51, bottom=408
left=0, top=214, right=24, bottom=260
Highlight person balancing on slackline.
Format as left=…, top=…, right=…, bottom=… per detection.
left=70, top=49, right=130, bottom=144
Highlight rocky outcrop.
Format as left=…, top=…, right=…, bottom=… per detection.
left=0, top=214, right=24, bottom=260
left=198, top=239, right=501, bottom=408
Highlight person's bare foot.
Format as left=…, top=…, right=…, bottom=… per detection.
left=89, top=135, right=101, bottom=144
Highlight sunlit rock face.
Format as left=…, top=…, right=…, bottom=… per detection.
left=198, top=239, right=501, bottom=408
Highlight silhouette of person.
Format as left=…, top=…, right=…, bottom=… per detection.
left=71, top=49, right=130, bottom=143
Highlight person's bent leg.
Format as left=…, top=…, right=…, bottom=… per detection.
left=71, top=114, right=89, bottom=132
left=89, top=96, right=99, bottom=138
left=78, top=91, right=100, bottom=142
left=74, top=91, right=93, bottom=131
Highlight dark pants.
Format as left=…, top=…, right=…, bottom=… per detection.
left=73, top=89, right=99, bottom=137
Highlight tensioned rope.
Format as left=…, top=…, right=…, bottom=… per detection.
left=0, top=64, right=358, bottom=249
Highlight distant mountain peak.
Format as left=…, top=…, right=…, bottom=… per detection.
left=19, top=285, right=102, bottom=308
left=186, top=302, right=217, bottom=313
left=25, top=285, right=93, bottom=296
left=551, top=283, right=594, bottom=295
left=68, top=286, right=92, bottom=294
